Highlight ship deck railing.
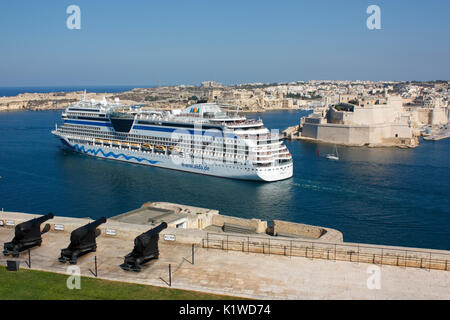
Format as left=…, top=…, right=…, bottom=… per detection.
left=240, top=134, right=283, bottom=141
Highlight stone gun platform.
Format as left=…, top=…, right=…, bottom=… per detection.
left=0, top=211, right=449, bottom=299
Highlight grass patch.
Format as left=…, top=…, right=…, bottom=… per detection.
left=0, top=266, right=239, bottom=300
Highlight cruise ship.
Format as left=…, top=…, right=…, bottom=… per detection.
left=51, top=94, right=293, bottom=182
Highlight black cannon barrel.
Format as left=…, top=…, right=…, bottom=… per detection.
left=33, top=212, right=54, bottom=225
left=70, top=217, right=107, bottom=243
left=85, top=217, right=107, bottom=230
left=16, top=212, right=54, bottom=234
left=8, top=212, right=55, bottom=245
left=18, top=212, right=54, bottom=230
left=140, top=222, right=167, bottom=238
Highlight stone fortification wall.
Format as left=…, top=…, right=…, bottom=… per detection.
left=273, top=220, right=343, bottom=242
left=302, top=122, right=414, bottom=146
left=273, top=219, right=324, bottom=238
left=212, top=215, right=268, bottom=234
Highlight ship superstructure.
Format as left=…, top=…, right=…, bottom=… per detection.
left=51, top=94, right=293, bottom=181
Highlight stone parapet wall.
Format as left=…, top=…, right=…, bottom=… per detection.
left=273, top=219, right=324, bottom=238
left=212, top=214, right=267, bottom=234
left=273, top=219, right=343, bottom=242
left=147, top=202, right=219, bottom=230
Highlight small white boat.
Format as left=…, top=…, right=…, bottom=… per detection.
left=326, top=145, right=339, bottom=160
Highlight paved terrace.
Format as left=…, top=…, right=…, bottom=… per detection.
left=0, top=216, right=449, bottom=299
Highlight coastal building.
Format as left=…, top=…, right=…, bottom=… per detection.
left=282, top=98, right=295, bottom=109
left=300, top=96, right=418, bottom=147
left=338, top=94, right=358, bottom=104
left=405, top=98, right=449, bottom=126
left=201, top=81, right=222, bottom=88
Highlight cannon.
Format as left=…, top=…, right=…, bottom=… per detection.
left=59, top=217, right=107, bottom=264
left=3, top=213, right=54, bottom=257
left=120, top=222, right=167, bottom=272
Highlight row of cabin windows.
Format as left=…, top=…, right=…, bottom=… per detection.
left=61, top=132, right=283, bottom=157
left=61, top=125, right=282, bottom=151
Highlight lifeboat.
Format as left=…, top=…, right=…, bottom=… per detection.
left=168, top=146, right=180, bottom=154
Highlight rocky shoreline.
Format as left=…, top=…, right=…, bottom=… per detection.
left=0, top=85, right=308, bottom=113
left=0, top=91, right=117, bottom=112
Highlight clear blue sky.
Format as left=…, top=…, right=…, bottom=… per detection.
left=0, top=0, right=449, bottom=86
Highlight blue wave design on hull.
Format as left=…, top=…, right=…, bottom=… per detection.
left=71, top=143, right=161, bottom=165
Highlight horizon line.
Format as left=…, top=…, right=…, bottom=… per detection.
left=0, top=79, right=448, bottom=88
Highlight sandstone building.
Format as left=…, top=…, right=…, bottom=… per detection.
left=300, top=96, right=418, bottom=147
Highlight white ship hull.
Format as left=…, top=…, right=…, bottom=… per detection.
left=60, top=138, right=293, bottom=182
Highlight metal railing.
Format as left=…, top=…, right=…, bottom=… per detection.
left=202, top=232, right=450, bottom=271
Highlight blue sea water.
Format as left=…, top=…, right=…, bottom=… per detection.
left=0, top=109, right=449, bottom=250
